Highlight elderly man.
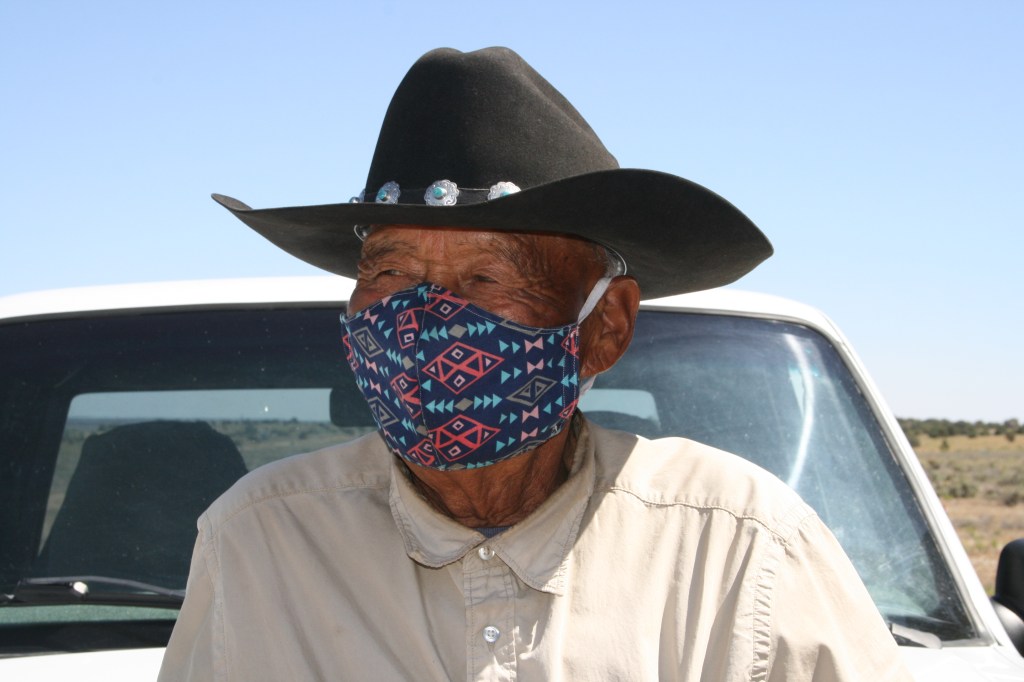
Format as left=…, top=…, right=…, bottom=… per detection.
left=160, top=48, right=910, bottom=680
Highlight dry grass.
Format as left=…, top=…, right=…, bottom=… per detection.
left=941, top=497, right=1024, bottom=593
left=913, top=434, right=1024, bottom=593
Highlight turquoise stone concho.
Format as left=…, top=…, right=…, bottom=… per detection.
left=424, top=180, right=460, bottom=206
left=487, top=181, right=520, bottom=200
left=375, top=181, right=400, bottom=204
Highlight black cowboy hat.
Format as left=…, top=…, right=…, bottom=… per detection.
left=213, top=47, right=772, bottom=299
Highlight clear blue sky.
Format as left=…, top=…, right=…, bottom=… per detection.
left=2, top=2, right=1021, bottom=421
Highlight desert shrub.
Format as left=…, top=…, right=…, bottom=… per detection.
left=940, top=476, right=978, bottom=499
left=998, top=469, right=1024, bottom=487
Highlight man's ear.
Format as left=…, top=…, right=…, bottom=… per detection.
left=580, top=276, right=640, bottom=378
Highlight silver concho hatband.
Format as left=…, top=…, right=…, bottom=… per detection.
left=354, top=180, right=521, bottom=207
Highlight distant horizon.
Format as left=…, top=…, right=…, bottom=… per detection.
left=63, top=392, right=1024, bottom=427
left=898, top=416, right=1022, bottom=427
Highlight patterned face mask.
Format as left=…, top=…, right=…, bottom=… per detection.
left=341, top=279, right=610, bottom=470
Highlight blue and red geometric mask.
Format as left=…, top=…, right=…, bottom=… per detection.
left=341, top=282, right=600, bottom=470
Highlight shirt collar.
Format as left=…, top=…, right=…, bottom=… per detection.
left=388, top=417, right=596, bottom=596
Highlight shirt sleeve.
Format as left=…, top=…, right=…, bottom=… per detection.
left=158, top=521, right=221, bottom=682
left=764, top=513, right=914, bottom=682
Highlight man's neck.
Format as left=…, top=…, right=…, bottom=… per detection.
left=404, top=422, right=578, bottom=528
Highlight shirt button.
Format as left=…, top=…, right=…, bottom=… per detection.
left=478, top=546, right=495, bottom=561
left=483, top=626, right=500, bottom=643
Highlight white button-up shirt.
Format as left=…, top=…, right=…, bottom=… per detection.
left=159, top=420, right=910, bottom=681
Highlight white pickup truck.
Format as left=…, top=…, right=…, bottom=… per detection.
left=1, top=277, right=1021, bottom=679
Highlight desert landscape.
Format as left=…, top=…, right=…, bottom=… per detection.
left=908, top=429, right=1024, bottom=593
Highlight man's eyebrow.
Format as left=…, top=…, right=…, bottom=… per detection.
left=359, top=238, right=416, bottom=262
left=488, top=235, right=545, bottom=277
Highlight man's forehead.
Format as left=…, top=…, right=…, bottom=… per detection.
left=360, top=225, right=599, bottom=265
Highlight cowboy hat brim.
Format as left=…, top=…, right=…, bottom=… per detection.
left=214, top=168, right=771, bottom=300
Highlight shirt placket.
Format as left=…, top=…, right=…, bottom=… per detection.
left=463, top=543, right=517, bottom=682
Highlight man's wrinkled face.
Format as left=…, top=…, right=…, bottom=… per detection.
left=349, top=225, right=608, bottom=329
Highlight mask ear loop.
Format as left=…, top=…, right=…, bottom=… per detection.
left=575, top=275, right=616, bottom=397
left=577, top=276, right=614, bottom=323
